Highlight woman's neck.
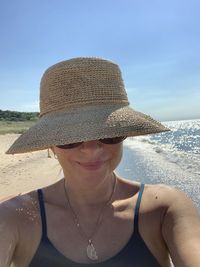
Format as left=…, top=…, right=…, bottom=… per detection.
left=62, top=172, right=117, bottom=209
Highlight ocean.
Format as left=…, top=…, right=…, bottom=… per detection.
left=117, top=119, right=200, bottom=210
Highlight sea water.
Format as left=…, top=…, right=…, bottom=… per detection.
left=117, top=119, right=200, bottom=210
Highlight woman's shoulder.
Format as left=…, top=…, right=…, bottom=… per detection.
left=0, top=190, right=40, bottom=226
left=118, top=177, right=195, bottom=211
left=0, top=179, right=63, bottom=222
left=0, top=190, right=44, bottom=265
left=143, top=183, right=196, bottom=209
left=118, top=175, right=175, bottom=195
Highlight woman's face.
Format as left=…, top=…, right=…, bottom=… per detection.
left=52, top=140, right=123, bottom=184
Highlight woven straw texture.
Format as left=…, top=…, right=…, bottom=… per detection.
left=40, top=58, right=128, bottom=116
left=6, top=57, right=169, bottom=154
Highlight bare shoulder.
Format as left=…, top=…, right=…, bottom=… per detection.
left=0, top=189, right=42, bottom=243
left=120, top=179, right=198, bottom=210
left=118, top=176, right=179, bottom=204
left=144, top=183, right=200, bottom=267
left=118, top=178, right=199, bottom=218
left=120, top=179, right=200, bottom=265
left=0, top=195, right=20, bottom=232
left=0, top=190, right=40, bottom=229
left=144, top=183, right=199, bottom=212
left=0, top=191, right=40, bottom=266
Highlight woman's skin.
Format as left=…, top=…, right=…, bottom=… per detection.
left=52, top=140, right=123, bottom=207
left=0, top=141, right=200, bottom=267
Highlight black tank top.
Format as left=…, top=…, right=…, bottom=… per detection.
left=29, top=184, right=161, bottom=266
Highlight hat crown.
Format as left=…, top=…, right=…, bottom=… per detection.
left=40, top=57, right=129, bottom=116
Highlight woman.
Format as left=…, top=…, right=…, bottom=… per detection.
left=0, top=57, right=199, bottom=267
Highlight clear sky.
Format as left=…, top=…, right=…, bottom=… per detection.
left=0, top=0, right=200, bottom=121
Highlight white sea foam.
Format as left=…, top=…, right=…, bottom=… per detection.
left=126, top=119, right=200, bottom=176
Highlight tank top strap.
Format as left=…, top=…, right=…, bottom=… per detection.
left=37, top=189, right=48, bottom=240
left=134, top=183, right=145, bottom=232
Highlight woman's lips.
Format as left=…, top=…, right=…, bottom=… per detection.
left=77, top=161, right=105, bottom=170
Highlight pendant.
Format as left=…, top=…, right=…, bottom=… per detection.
left=86, top=240, right=98, bottom=261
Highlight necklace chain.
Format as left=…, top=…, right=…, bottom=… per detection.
left=63, top=173, right=117, bottom=261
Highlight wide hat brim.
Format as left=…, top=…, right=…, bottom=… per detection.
left=6, top=104, right=170, bottom=154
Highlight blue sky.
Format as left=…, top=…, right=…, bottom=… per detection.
left=0, top=0, right=200, bottom=121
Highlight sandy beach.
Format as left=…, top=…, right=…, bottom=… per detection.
left=0, top=134, right=61, bottom=200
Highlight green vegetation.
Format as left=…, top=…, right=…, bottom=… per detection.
left=0, top=110, right=39, bottom=121
left=0, top=110, right=39, bottom=134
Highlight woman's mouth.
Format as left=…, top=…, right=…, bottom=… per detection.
left=77, top=161, right=105, bottom=170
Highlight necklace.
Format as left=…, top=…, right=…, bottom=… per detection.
left=63, top=173, right=117, bottom=261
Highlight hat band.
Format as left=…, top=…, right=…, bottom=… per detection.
left=40, top=100, right=129, bottom=117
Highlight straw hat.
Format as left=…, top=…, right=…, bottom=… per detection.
left=6, top=57, right=169, bottom=154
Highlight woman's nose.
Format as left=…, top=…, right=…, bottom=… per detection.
left=79, top=140, right=103, bottom=152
